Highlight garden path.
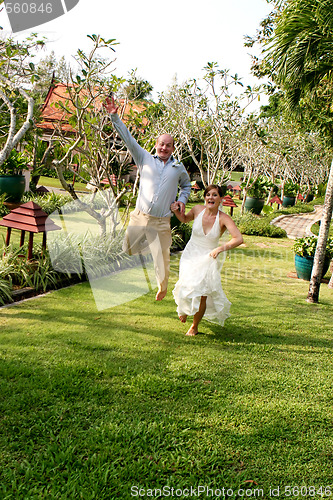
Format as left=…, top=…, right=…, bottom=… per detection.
left=271, top=205, right=323, bottom=239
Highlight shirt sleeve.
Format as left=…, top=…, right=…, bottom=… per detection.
left=177, top=167, right=192, bottom=205
left=110, top=114, right=146, bottom=168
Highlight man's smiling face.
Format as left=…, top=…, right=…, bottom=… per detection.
left=155, top=134, right=175, bottom=162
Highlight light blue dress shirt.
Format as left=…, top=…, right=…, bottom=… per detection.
left=111, top=114, right=191, bottom=217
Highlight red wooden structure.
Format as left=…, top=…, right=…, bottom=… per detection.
left=100, top=175, right=117, bottom=187
left=297, top=193, right=304, bottom=201
left=269, top=195, right=282, bottom=208
left=191, top=182, right=201, bottom=191
left=222, top=195, right=238, bottom=216
left=36, top=186, right=50, bottom=195
left=227, top=184, right=241, bottom=198
left=0, top=201, right=60, bottom=259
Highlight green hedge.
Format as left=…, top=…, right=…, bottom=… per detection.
left=234, top=212, right=287, bottom=238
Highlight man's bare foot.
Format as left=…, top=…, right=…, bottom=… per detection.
left=185, top=325, right=198, bottom=336
left=156, top=289, right=167, bottom=301
left=179, top=314, right=187, bottom=323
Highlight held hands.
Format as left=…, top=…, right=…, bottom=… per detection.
left=171, top=201, right=185, bottom=215
left=104, top=95, right=118, bottom=114
left=171, top=202, right=180, bottom=213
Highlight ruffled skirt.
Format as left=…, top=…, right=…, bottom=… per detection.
left=172, top=243, right=231, bottom=326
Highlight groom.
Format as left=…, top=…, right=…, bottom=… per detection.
left=104, top=96, right=191, bottom=300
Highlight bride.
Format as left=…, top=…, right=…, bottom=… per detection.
left=171, top=184, right=243, bottom=336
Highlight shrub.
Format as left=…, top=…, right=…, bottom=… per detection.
left=277, top=202, right=314, bottom=215
left=0, top=193, right=9, bottom=217
left=171, top=223, right=192, bottom=251
left=0, top=246, right=66, bottom=295
left=0, top=258, right=14, bottom=305
left=21, top=192, right=72, bottom=214
left=234, top=212, right=287, bottom=238
left=188, top=189, right=204, bottom=203
left=38, top=166, right=74, bottom=181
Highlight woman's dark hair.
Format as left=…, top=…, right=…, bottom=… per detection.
left=204, top=184, right=224, bottom=197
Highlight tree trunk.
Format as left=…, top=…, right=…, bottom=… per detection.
left=307, top=157, right=333, bottom=302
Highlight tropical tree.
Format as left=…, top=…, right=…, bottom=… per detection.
left=45, top=35, right=150, bottom=235
left=0, top=34, right=45, bottom=167
left=148, top=63, right=262, bottom=187
left=33, top=51, right=70, bottom=96
left=122, top=68, right=153, bottom=101
left=262, top=0, right=333, bottom=301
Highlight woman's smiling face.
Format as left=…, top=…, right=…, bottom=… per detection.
left=205, top=188, right=222, bottom=207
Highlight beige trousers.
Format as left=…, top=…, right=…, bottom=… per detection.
left=123, top=208, right=172, bottom=291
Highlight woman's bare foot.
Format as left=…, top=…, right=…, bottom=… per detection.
left=179, top=314, right=187, bottom=323
left=186, top=325, right=198, bottom=336
left=155, top=289, right=167, bottom=301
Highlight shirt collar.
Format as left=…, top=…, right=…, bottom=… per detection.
left=154, top=154, right=177, bottom=165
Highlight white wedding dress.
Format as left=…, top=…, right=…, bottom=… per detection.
left=173, top=209, right=231, bottom=326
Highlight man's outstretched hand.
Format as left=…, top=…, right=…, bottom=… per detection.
left=104, top=95, right=118, bottom=114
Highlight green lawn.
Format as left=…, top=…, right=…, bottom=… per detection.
left=311, top=221, right=333, bottom=238
left=230, top=171, right=244, bottom=183
left=0, top=235, right=332, bottom=499
left=38, top=175, right=90, bottom=192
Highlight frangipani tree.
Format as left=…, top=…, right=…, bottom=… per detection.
left=45, top=35, right=148, bottom=235
left=0, top=35, right=45, bottom=167
left=148, top=63, right=263, bottom=187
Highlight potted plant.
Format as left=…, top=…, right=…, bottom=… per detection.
left=0, top=150, right=29, bottom=202
left=242, top=176, right=272, bottom=215
left=282, top=180, right=299, bottom=207
left=293, top=236, right=333, bottom=281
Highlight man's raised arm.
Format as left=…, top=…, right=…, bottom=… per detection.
left=104, top=96, right=145, bottom=167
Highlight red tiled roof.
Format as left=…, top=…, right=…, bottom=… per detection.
left=37, top=83, right=148, bottom=134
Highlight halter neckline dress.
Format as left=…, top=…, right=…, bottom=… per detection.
left=172, top=208, right=231, bottom=326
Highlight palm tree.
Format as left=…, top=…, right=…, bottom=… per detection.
left=264, top=0, right=333, bottom=302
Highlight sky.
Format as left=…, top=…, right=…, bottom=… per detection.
left=0, top=0, right=272, bottom=100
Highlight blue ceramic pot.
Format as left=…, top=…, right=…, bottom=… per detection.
left=295, top=254, right=330, bottom=281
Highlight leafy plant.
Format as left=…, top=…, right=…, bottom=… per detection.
left=188, top=189, right=204, bottom=203
left=0, top=193, right=10, bottom=217
left=0, top=150, right=29, bottom=175
left=171, top=218, right=192, bottom=250
left=242, top=176, right=272, bottom=199
left=0, top=258, right=14, bottom=305
left=283, top=180, right=299, bottom=197
left=293, top=236, right=333, bottom=259
left=21, top=191, right=73, bottom=214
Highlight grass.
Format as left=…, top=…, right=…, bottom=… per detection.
left=311, top=221, right=333, bottom=237
left=0, top=235, right=333, bottom=499
left=230, top=172, right=243, bottom=183
left=38, top=175, right=90, bottom=192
